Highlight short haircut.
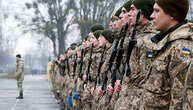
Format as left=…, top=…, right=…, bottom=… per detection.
left=16, top=54, right=21, bottom=58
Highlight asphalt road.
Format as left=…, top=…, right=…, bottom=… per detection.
left=0, top=75, right=60, bottom=110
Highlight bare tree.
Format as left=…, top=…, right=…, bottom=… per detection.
left=70, top=0, right=120, bottom=40
left=187, top=0, right=193, bottom=21
left=24, top=0, right=76, bottom=56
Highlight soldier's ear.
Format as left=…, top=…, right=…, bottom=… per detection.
left=170, top=16, right=174, bottom=20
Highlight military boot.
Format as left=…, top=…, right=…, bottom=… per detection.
left=16, top=92, right=23, bottom=99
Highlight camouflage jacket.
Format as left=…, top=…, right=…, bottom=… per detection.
left=119, top=21, right=157, bottom=96
left=142, top=22, right=193, bottom=110
left=15, top=59, right=24, bottom=82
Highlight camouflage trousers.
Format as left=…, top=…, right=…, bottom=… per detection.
left=181, top=89, right=193, bottom=110
left=139, top=89, right=170, bottom=110
left=91, top=86, right=100, bottom=110
left=97, top=93, right=111, bottom=110
left=108, top=93, right=119, bottom=110
left=17, top=81, right=23, bottom=93
left=82, top=83, right=93, bottom=110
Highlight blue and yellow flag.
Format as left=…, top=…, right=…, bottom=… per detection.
left=182, top=48, right=191, bottom=55
left=148, top=52, right=153, bottom=58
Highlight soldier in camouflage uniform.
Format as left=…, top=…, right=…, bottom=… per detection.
left=15, top=54, right=24, bottom=99
left=76, top=36, right=91, bottom=109
left=65, top=44, right=77, bottom=109
left=96, top=4, right=127, bottom=109
left=139, top=0, right=193, bottom=110
left=52, top=57, right=62, bottom=103
left=82, top=30, right=103, bottom=110
left=110, top=0, right=158, bottom=109
left=58, top=54, right=67, bottom=105
left=95, top=1, right=133, bottom=109
left=90, top=29, right=114, bottom=110
left=71, top=45, right=84, bottom=110
left=77, top=24, right=104, bottom=110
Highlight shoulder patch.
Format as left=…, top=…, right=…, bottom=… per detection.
left=182, top=48, right=191, bottom=55
left=148, top=52, right=153, bottom=58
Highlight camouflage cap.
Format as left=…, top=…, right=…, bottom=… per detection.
left=133, top=0, right=155, bottom=20
left=101, top=29, right=114, bottom=43
left=155, top=0, right=189, bottom=22
left=90, top=24, right=104, bottom=32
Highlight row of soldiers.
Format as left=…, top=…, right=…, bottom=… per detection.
left=50, top=0, right=193, bottom=110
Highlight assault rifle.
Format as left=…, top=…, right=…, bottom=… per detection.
left=60, top=59, right=66, bottom=77
left=94, top=45, right=106, bottom=89
left=101, top=34, right=121, bottom=92
left=78, top=48, right=84, bottom=80
left=73, top=53, right=78, bottom=79
left=66, top=58, right=70, bottom=75
left=109, top=22, right=129, bottom=101
left=122, top=10, right=141, bottom=78
left=84, top=44, right=94, bottom=86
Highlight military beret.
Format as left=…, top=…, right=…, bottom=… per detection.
left=84, top=35, right=89, bottom=41
left=70, top=43, right=77, bottom=50
left=133, top=0, right=155, bottom=20
left=93, top=30, right=103, bottom=39
left=155, top=0, right=189, bottom=22
left=115, top=7, right=122, bottom=18
left=123, top=0, right=132, bottom=12
left=101, top=29, right=114, bottom=43
left=77, top=42, right=82, bottom=47
left=90, top=24, right=104, bottom=32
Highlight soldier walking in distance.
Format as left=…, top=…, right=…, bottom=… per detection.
left=15, top=54, right=24, bottom=99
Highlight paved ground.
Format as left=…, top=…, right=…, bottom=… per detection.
left=0, top=75, right=60, bottom=110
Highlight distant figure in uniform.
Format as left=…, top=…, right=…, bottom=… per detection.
left=15, top=54, right=24, bottom=99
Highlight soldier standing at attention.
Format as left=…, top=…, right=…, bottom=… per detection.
left=141, top=0, right=193, bottom=110
left=15, top=54, right=24, bottom=99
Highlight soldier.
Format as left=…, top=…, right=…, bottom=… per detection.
left=58, top=54, right=67, bottom=105
left=140, top=0, right=193, bottom=110
left=15, top=54, right=24, bottom=99
left=53, top=57, right=62, bottom=103
left=96, top=3, right=128, bottom=109
left=82, top=30, right=103, bottom=110
left=72, top=45, right=85, bottom=110
left=103, top=0, right=157, bottom=109
left=65, top=44, right=77, bottom=109
left=91, top=29, right=114, bottom=110
left=73, top=35, right=95, bottom=109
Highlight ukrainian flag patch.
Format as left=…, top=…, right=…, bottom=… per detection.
left=182, top=48, right=191, bottom=55
left=148, top=52, right=153, bottom=58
